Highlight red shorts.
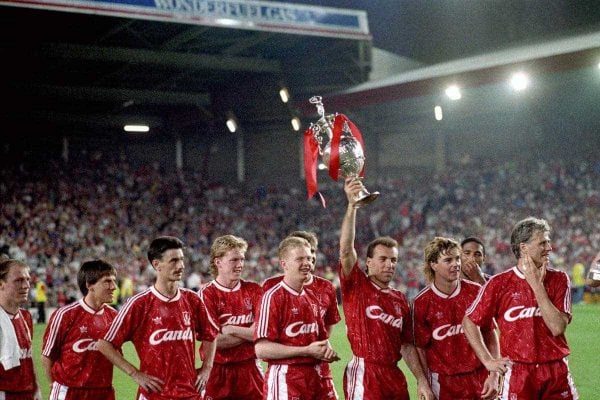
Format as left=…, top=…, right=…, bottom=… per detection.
left=136, top=392, right=201, bottom=400
left=316, top=363, right=338, bottom=400
left=343, top=356, right=408, bottom=400
left=430, top=366, right=489, bottom=400
left=499, top=358, right=578, bottom=400
left=264, top=363, right=329, bottom=400
left=204, top=359, right=264, bottom=400
left=49, top=382, right=115, bottom=400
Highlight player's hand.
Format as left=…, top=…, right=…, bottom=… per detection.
left=344, top=177, right=364, bottom=208
left=521, top=254, right=545, bottom=289
left=321, top=345, right=341, bottom=363
left=480, top=371, right=499, bottom=399
left=34, top=388, right=42, bottom=400
left=483, top=357, right=512, bottom=374
left=130, top=370, right=164, bottom=393
left=305, top=339, right=338, bottom=361
left=416, top=379, right=434, bottom=400
left=195, top=365, right=212, bottom=392
left=462, top=258, right=485, bottom=284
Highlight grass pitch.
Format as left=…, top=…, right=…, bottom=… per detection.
left=33, top=303, right=598, bottom=399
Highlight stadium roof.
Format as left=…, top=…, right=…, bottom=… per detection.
left=1, top=0, right=599, bottom=140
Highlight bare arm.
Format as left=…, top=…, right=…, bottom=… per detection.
left=521, top=256, right=569, bottom=336
left=340, top=177, right=362, bottom=277
left=196, top=340, right=216, bottom=391
left=216, top=324, right=255, bottom=349
left=216, top=333, right=245, bottom=349
left=400, top=343, right=434, bottom=400
left=222, top=324, right=255, bottom=341
left=40, top=355, right=54, bottom=386
left=415, top=346, right=428, bottom=376
left=462, top=316, right=510, bottom=374
left=480, top=327, right=500, bottom=399
left=96, top=339, right=164, bottom=393
left=255, top=338, right=339, bottom=362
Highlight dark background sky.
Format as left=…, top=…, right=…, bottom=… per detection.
left=290, top=0, right=600, bottom=63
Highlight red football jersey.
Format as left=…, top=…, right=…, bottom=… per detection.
left=104, top=286, right=219, bottom=399
left=466, top=266, right=571, bottom=363
left=0, top=309, right=36, bottom=393
left=261, top=275, right=283, bottom=292
left=339, top=261, right=412, bottom=366
left=264, top=274, right=341, bottom=328
left=201, top=279, right=262, bottom=364
left=255, top=281, right=327, bottom=365
left=412, top=280, right=488, bottom=375
left=42, top=299, right=117, bottom=388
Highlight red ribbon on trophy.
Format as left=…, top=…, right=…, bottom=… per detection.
left=304, top=114, right=366, bottom=207
left=329, top=114, right=366, bottom=181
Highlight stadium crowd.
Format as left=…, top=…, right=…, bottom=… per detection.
left=1, top=152, right=599, bottom=308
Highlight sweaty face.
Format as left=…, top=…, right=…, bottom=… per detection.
left=88, top=274, right=117, bottom=305
left=366, top=244, right=398, bottom=287
left=432, top=248, right=461, bottom=284
left=522, top=230, right=552, bottom=268
left=216, top=249, right=245, bottom=283
left=461, top=241, right=485, bottom=266
left=0, top=265, right=31, bottom=307
left=154, top=248, right=185, bottom=282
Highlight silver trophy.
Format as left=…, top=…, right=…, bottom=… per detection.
left=309, top=96, right=379, bottom=207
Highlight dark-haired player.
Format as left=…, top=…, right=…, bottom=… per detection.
left=42, top=259, right=118, bottom=400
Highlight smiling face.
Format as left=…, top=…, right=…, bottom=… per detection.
left=431, top=247, right=462, bottom=285
left=281, top=244, right=313, bottom=289
left=216, top=248, right=246, bottom=286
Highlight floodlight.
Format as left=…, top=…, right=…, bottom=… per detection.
left=510, top=72, right=529, bottom=91
left=445, top=85, right=462, bottom=100
left=124, top=125, right=149, bottom=133
left=434, top=106, right=443, bottom=121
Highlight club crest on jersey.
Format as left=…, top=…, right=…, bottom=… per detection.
left=394, top=303, right=402, bottom=315
left=152, top=316, right=162, bottom=325
left=79, top=325, right=88, bottom=334
left=244, top=297, right=253, bottom=310
left=183, top=311, right=191, bottom=326
left=312, top=303, right=319, bottom=317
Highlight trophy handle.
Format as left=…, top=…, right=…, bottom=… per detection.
left=348, top=175, right=379, bottom=208
left=354, top=188, right=380, bottom=208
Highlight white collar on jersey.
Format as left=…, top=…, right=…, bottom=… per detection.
left=79, top=298, right=106, bottom=315
left=280, top=280, right=305, bottom=296
left=431, top=281, right=461, bottom=299
left=212, top=279, right=241, bottom=292
left=512, top=266, right=526, bottom=279
left=369, top=279, right=391, bottom=293
left=151, top=286, right=181, bottom=302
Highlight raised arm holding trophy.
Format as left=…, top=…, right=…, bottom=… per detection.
left=304, top=96, right=379, bottom=207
